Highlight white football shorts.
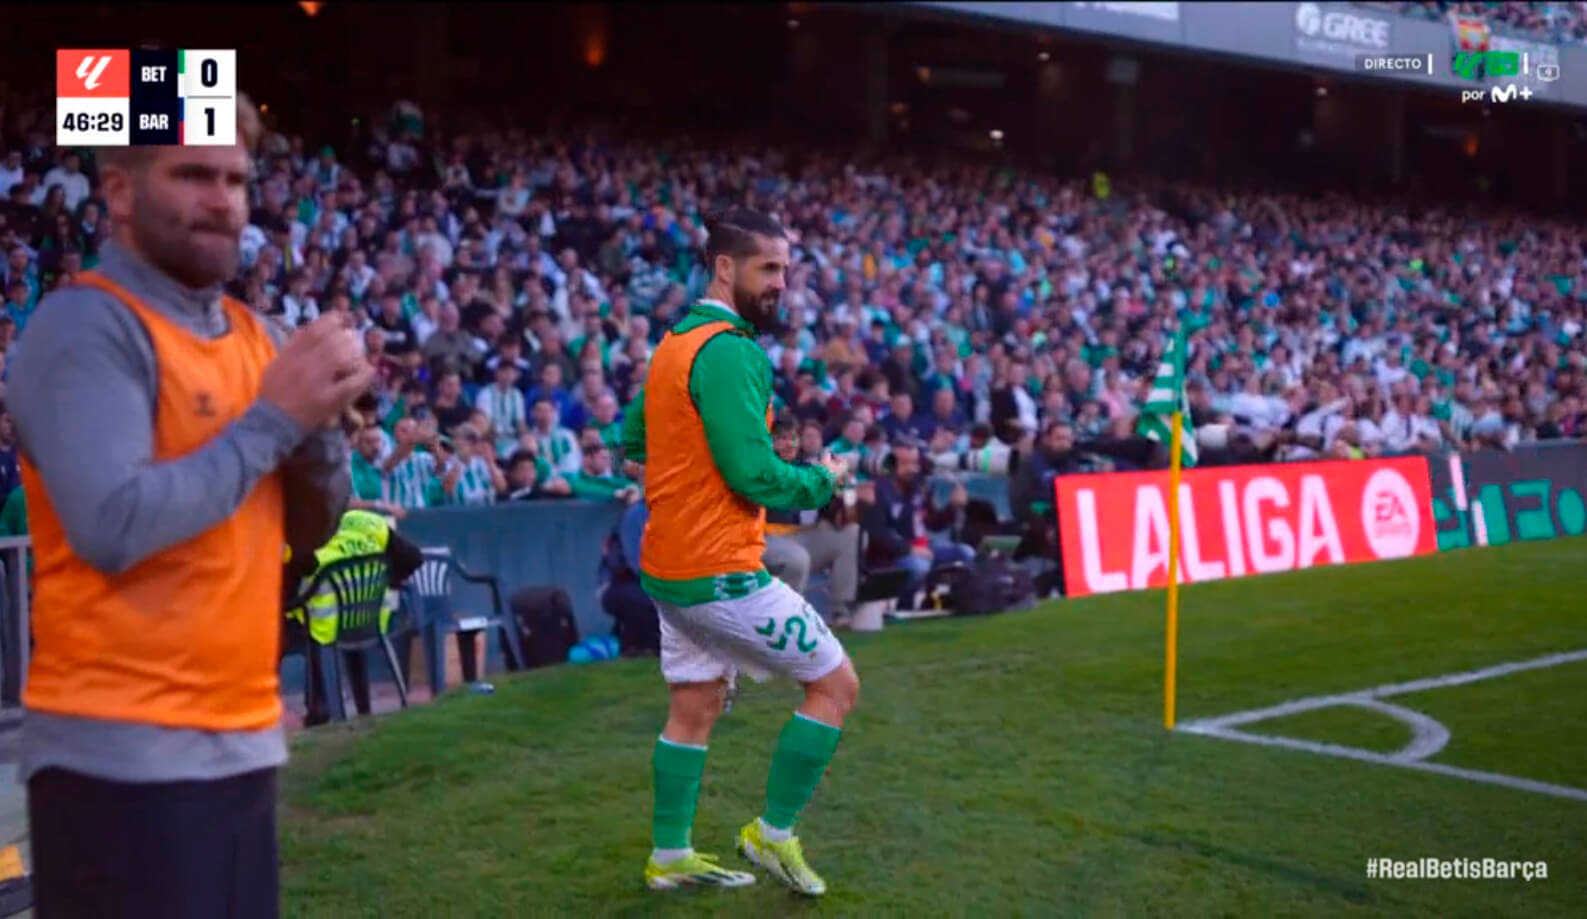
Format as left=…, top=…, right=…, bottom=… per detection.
left=656, top=577, right=848, bottom=685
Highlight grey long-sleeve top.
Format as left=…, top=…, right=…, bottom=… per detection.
left=6, top=239, right=349, bottom=783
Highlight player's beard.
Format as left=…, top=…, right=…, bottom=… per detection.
left=735, top=282, right=785, bottom=335
left=131, top=188, right=241, bottom=290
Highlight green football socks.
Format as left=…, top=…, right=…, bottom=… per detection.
left=762, top=712, right=843, bottom=831
left=652, top=736, right=708, bottom=851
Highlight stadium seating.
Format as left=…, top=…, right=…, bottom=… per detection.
left=1361, top=2, right=1587, bottom=46
left=4, top=86, right=1584, bottom=664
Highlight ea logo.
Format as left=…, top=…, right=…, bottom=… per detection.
left=1361, top=468, right=1419, bottom=558
left=1296, top=2, right=1322, bottom=35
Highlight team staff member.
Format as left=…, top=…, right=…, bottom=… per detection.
left=7, top=94, right=373, bottom=919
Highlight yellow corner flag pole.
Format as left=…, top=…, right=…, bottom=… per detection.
left=1164, top=411, right=1184, bottom=731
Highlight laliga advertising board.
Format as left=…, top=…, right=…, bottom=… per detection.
left=1055, top=457, right=1437, bottom=597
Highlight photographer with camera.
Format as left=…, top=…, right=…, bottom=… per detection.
left=860, top=436, right=975, bottom=609
left=1008, top=419, right=1106, bottom=597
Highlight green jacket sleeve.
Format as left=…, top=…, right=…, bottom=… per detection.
left=0, top=488, right=26, bottom=537
left=691, top=333, right=834, bottom=511
left=568, top=472, right=635, bottom=501
left=621, top=388, right=647, bottom=464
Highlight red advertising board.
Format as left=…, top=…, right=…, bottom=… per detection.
left=1055, top=457, right=1437, bottom=598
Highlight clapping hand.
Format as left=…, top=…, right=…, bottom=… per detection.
left=818, top=451, right=850, bottom=487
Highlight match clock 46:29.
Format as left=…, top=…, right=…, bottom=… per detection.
left=57, top=98, right=131, bottom=146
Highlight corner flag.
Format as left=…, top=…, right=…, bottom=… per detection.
left=1137, top=325, right=1197, bottom=469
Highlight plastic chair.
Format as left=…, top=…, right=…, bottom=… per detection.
left=290, top=553, right=406, bottom=722
left=404, top=546, right=525, bottom=695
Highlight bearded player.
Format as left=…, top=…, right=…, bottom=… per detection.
left=621, top=208, right=857, bottom=896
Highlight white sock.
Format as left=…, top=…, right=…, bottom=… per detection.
left=758, top=818, right=793, bottom=843
left=652, top=847, right=692, bottom=865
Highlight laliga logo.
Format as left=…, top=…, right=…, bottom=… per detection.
left=76, top=55, right=113, bottom=91
left=1361, top=468, right=1420, bottom=559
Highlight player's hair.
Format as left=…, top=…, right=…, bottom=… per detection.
left=97, top=91, right=262, bottom=173
left=703, top=208, right=786, bottom=269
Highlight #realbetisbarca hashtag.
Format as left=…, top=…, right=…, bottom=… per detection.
left=1366, top=858, right=1547, bottom=881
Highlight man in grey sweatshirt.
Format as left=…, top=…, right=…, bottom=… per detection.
left=6, top=97, right=373, bottom=919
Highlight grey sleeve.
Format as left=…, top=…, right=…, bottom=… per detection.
left=260, top=319, right=352, bottom=559
left=6, top=287, right=310, bottom=576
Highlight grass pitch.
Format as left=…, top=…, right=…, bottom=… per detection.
left=281, top=538, right=1587, bottom=917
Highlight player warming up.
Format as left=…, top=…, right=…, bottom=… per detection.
left=621, top=208, right=858, bottom=896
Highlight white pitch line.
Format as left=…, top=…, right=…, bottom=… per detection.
left=1359, top=649, right=1587, bottom=699
left=1179, top=649, right=1587, bottom=803
left=1184, top=649, right=1587, bottom=732
left=1346, top=698, right=1450, bottom=762
left=1181, top=723, right=1587, bottom=803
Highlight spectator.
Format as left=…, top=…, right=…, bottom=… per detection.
left=526, top=361, right=572, bottom=420
left=0, top=151, right=22, bottom=198
left=372, top=291, right=418, bottom=357
left=861, top=439, right=976, bottom=608
left=763, top=417, right=864, bottom=628
left=3, top=248, right=37, bottom=306
left=566, top=439, right=640, bottom=503
left=276, top=271, right=319, bottom=328
left=382, top=416, right=455, bottom=510
left=422, top=303, right=481, bottom=375
left=927, top=385, right=969, bottom=437
left=483, top=334, right=533, bottom=391
left=880, top=390, right=932, bottom=443
left=429, top=369, right=474, bottom=432
left=797, top=418, right=826, bottom=463
left=443, top=423, right=504, bottom=506
left=0, top=472, right=24, bottom=538
left=0, top=311, right=16, bottom=373
left=563, top=361, right=614, bottom=432
left=475, top=359, right=528, bottom=457
left=500, top=447, right=571, bottom=500
left=0, top=401, right=18, bottom=499
left=41, top=152, right=90, bottom=213
left=827, top=412, right=871, bottom=470
left=497, top=172, right=531, bottom=219
left=588, top=392, right=625, bottom=456
left=347, top=423, right=396, bottom=513
left=530, top=397, right=582, bottom=475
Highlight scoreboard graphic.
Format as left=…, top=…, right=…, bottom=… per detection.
left=56, top=49, right=237, bottom=147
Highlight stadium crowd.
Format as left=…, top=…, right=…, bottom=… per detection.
left=2, top=95, right=1585, bottom=548
left=1361, top=1, right=1587, bottom=45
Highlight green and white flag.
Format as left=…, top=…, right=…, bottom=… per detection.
left=1136, top=325, right=1198, bottom=468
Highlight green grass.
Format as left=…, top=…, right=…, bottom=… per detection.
left=1404, top=661, right=1587, bottom=790
left=281, top=538, right=1587, bottom=918
left=1250, top=705, right=1416, bottom=755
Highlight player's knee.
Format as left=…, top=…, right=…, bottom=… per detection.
left=666, top=681, right=725, bottom=740
left=811, top=659, right=860, bottom=716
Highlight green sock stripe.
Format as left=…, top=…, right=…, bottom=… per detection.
left=762, top=712, right=843, bottom=831
left=653, top=738, right=708, bottom=850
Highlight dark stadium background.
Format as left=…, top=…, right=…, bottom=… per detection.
left=7, top=2, right=1586, bottom=214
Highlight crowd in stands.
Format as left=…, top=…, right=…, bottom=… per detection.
left=3, top=95, right=1586, bottom=598
left=1360, top=1, right=1587, bottom=45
